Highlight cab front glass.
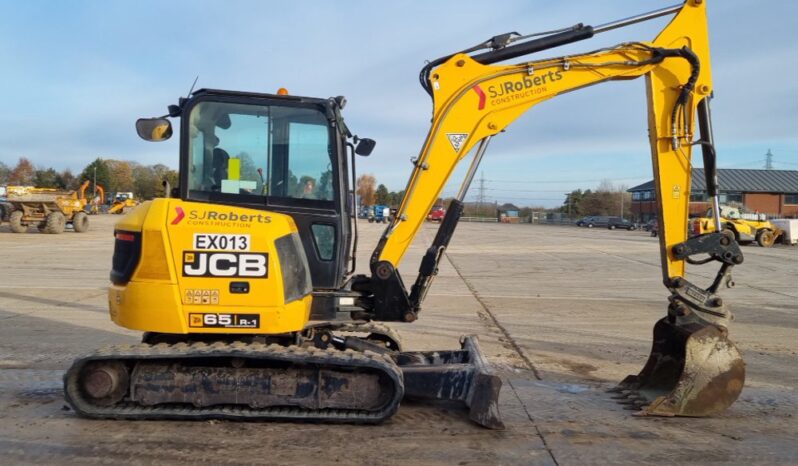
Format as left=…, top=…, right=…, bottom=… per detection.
left=183, top=100, right=337, bottom=207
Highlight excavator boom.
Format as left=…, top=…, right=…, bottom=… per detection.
left=377, top=2, right=709, bottom=275
left=363, top=0, right=745, bottom=416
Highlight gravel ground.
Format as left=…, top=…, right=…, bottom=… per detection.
left=0, top=215, right=795, bottom=465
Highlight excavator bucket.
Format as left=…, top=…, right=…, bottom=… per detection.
left=613, top=317, right=745, bottom=417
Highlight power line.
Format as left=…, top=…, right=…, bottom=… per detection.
left=470, top=195, right=565, bottom=201
left=719, top=159, right=767, bottom=168
left=444, top=191, right=566, bottom=202
left=485, top=188, right=578, bottom=193
left=484, top=176, right=646, bottom=184
left=765, top=149, right=774, bottom=170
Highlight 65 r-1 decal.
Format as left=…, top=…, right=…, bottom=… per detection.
left=189, top=313, right=260, bottom=329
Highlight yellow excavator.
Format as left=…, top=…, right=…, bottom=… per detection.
left=65, top=0, right=744, bottom=427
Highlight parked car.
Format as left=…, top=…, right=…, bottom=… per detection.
left=427, top=205, right=446, bottom=222
left=607, top=217, right=636, bottom=230
left=581, top=216, right=631, bottom=228
left=582, top=216, right=611, bottom=228
left=643, top=219, right=657, bottom=232
left=576, top=216, right=597, bottom=227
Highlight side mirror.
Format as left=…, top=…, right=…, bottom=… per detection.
left=136, top=118, right=173, bottom=142
left=354, top=138, right=376, bottom=156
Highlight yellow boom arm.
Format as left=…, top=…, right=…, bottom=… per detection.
left=377, top=0, right=710, bottom=283
left=364, top=4, right=747, bottom=416
left=365, top=1, right=743, bottom=331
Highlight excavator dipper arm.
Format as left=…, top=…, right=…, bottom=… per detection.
left=363, top=0, right=746, bottom=417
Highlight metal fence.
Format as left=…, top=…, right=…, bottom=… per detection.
left=525, top=212, right=575, bottom=224
left=460, top=216, right=498, bottom=223
left=460, top=214, right=578, bottom=224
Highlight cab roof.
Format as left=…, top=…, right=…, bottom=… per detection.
left=190, top=88, right=331, bottom=106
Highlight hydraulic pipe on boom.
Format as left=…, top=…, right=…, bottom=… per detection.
left=697, top=97, right=724, bottom=232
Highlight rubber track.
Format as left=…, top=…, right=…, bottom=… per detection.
left=64, top=341, right=404, bottom=424
left=329, top=322, right=403, bottom=351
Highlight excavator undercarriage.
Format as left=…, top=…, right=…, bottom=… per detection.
left=66, top=328, right=502, bottom=428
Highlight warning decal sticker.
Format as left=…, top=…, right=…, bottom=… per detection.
left=447, top=133, right=469, bottom=153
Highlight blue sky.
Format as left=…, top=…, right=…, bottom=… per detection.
left=1, top=1, right=796, bottom=207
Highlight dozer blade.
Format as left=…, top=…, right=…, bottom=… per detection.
left=614, top=317, right=745, bottom=417
left=397, top=335, right=504, bottom=429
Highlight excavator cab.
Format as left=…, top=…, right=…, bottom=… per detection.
left=177, top=92, right=358, bottom=300
left=138, top=90, right=370, bottom=317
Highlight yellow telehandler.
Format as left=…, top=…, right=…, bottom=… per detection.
left=692, top=204, right=783, bottom=247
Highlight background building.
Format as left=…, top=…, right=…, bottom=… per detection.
left=628, top=168, right=798, bottom=222
left=497, top=203, right=520, bottom=223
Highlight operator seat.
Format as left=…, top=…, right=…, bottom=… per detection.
left=211, top=148, right=229, bottom=191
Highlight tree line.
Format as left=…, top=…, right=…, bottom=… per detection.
left=357, top=174, right=633, bottom=219
left=561, top=180, right=632, bottom=218
left=0, top=157, right=178, bottom=200
left=356, top=174, right=406, bottom=207
left=3, top=161, right=632, bottom=217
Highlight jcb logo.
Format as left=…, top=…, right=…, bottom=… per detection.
left=182, top=251, right=268, bottom=278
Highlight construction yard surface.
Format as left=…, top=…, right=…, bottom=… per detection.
left=0, top=216, right=796, bottom=465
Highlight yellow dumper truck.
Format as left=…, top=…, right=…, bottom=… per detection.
left=4, top=182, right=92, bottom=234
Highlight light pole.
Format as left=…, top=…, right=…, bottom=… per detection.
left=567, top=193, right=572, bottom=218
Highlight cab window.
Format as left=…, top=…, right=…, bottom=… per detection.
left=186, top=101, right=335, bottom=204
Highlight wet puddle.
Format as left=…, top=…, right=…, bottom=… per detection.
left=532, top=381, right=591, bottom=394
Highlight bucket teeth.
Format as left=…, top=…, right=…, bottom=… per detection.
left=616, top=394, right=647, bottom=406
left=610, top=389, right=647, bottom=402
left=623, top=404, right=648, bottom=411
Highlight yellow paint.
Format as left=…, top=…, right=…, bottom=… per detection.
left=109, top=198, right=312, bottom=335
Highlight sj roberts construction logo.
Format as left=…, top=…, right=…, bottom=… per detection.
left=172, top=206, right=271, bottom=227
left=485, top=70, right=563, bottom=106
left=171, top=207, right=186, bottom=225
